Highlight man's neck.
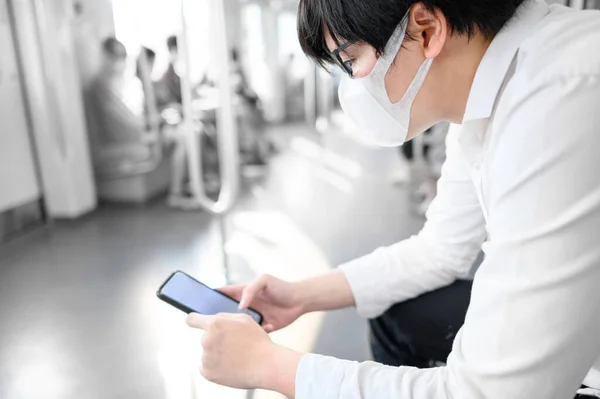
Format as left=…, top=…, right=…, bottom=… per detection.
left=437, top=33, right=493, bottom=124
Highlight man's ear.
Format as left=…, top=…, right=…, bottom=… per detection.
left=407, top=2, right=448, bottom=59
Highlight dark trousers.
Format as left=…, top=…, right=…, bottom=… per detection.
left=369, top=280, right=591, bottom=398
left=370, top=280, right=472, bottom=368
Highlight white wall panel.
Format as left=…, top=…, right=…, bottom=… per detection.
left=10, top=0, right=97, bottom=218
left=0, top=0, right=41, bottom=213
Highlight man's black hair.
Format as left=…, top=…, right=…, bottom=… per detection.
left=167, top=35, right=178, bottom=52
left=141, top=47, right=156, bottom=63
left=102, top=37, right=127, bottom=59
left=231, top=48, right=240, bottom=62
left=136, top=47, right=156, bottom=77
left=298, top=0, right=527, bottom=68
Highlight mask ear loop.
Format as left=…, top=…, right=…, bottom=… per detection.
left=366, top=14, right=410, bottom=80
left=395, top=57, right=434, bottom=108
left=361, top=14, right=411, bottom=106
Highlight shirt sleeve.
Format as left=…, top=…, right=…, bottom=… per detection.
left=340, top=124, right=487, bottom=318
left=297, top=76, right=600, bottom=399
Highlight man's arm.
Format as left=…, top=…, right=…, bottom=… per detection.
left=291, top=125, right=487, bottom=318
left=289, top=76, right=600, bottom=398
left=295, top=270, right=356, bottom=313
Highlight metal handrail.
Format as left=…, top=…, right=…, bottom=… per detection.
left=179, top=0, right=240, bottom=215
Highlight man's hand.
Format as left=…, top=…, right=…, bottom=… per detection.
left=187, top=313, right=301, bottom=396
left=219, top=271, right=356, bottom=334
left=218, top=275, right=306, bottom=333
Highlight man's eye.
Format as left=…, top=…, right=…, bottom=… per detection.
left=344, top=59, right=354, bottom=68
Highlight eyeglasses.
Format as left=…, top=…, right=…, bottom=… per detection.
left=330, top=41, right=356, bottom=78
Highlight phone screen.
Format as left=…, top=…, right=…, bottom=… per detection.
left=158, top=271, right=263, bottom=324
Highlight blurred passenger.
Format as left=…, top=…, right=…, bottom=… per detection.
left=230, top=48, right=272, bottom=166
left=156, top=35, right=183, bottom=110
left=156, top=34, right=212, bottom=109
left=136, top=47, right=159, bottom=127
left=87, top=38, right=189, bottom=206
left=136, top=47, right=156, bottom=81
left=134, top=45, right=191, bottom=207
left=230, top=48, right=259, bottom=107
left=87, top=38, right=153, bottom=175
left=155, top=35, right=221, bottom=203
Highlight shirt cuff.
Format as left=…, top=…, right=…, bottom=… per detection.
left=295, top=354, right=353, bottom=399
left=340, top=251, right=390, bottom=319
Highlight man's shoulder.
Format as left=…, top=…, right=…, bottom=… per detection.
left=517, top=6, right=600, bottom=83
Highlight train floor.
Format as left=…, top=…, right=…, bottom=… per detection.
left=0, top=123, right=424, bottom=399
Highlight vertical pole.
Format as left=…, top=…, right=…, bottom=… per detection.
left=570, top=0, right=586, bottom=9
left=179, top=0, right=240, bottom=282
left=178, top=1, right=194, bottom=120
left=179, top=0, right=226, bottom=277
left=218, top=214, right=231, bottom=283
left=211, top=0, right=240, bottom=203
left=212, top=0, right=240, bottom=282
left=178, top=0, right=204, bottom=202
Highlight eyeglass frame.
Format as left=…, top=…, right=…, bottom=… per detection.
left=330, top=41, right=356, bottom=78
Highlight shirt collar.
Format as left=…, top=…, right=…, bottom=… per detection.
left=462, top=0, right=550, bottom=122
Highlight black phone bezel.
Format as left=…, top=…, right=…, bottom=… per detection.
left=156, top=270, right=264, bottom=324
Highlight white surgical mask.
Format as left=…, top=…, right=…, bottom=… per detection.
left=338, top=17, right=434, bottom=147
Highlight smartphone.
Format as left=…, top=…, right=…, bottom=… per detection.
left=157, top=271, right=263, bottom=324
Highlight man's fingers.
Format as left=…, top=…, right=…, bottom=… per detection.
left=239, top=276, right=270, bottom=309
left=217, top=285, right=245, bottom=301
left=186, top=313, right=214, bottom=330
left=216, top=312, right=241, bottom=320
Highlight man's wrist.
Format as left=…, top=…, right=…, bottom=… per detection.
left=292, top=280, right=314, bottom=314
left=293, top=270, right=356, bottom=314
left=261, top=344, right=302, bottom=397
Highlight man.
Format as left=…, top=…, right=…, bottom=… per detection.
left=156, top=35, right=183, bottom=109
left=186, top=0, right=600, bottom=398
left=87, top=37, right=152, bottom=173
left=136, top=47, right=156, bottom=92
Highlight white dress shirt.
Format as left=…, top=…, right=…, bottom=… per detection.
left=296, top=1, right=600, bottom=398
